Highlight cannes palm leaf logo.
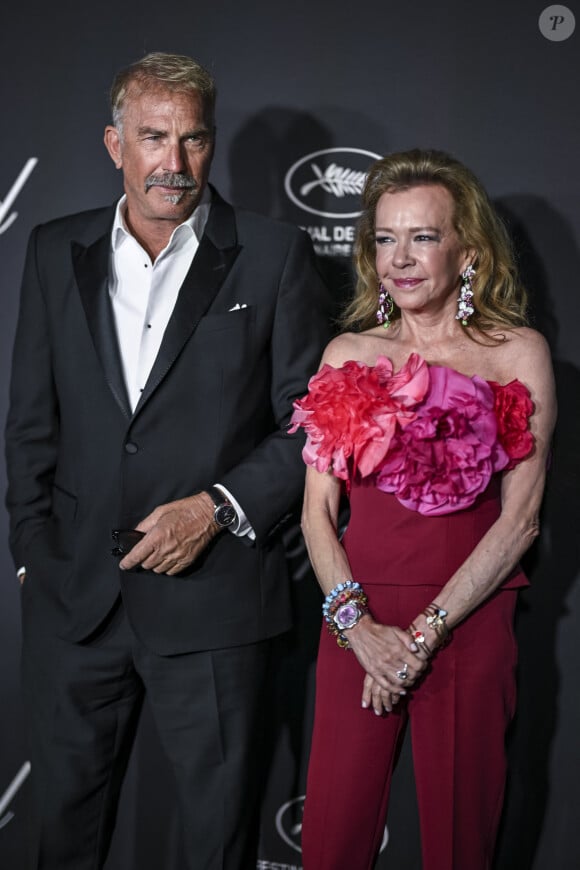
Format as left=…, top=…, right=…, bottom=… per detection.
left=300, top=162, right=367, bottom=199
left=285, top=148, right=381, bottom=218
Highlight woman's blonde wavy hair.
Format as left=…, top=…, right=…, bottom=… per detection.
left=345, top=149, right=528, bottom=337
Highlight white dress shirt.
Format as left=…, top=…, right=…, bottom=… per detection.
left=109, top=191, right=254, bottom=540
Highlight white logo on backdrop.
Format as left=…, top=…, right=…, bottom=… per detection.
left=275, top=795, right=388, bottom=855
left=256, top=861, right=301, bottom=870
left=284, top=148, right=382, bottom=219
left=0, top=761, right=31, bottom=830
left=539, top=5, right=576, bottom=40
left=276, top=795, right=304, bottom=853
left=0, top=159, right=38, bottom=235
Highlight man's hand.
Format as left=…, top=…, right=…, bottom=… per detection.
left=119, top=492, right=220, bottom=575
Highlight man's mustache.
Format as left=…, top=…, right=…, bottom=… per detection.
left=145, top=173, right=197, bottom=193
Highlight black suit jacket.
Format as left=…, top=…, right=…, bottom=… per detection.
left=5, top=189, right=330, bottom=654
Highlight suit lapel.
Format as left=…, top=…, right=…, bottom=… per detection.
left=72, top=224, right=132, bottom=419
left=133, top=192, right=241, bottom=415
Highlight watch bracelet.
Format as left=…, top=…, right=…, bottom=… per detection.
left=326, top=596, right=369, bottom=649
left=322, top=580, right=365, bottom=621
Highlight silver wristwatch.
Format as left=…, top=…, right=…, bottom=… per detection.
left=333, top=601, right=365, bottom=631
left=207, top=486, right=237, bottom=528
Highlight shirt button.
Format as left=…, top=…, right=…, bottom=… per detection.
left=125, top=442, right=138, bottom=454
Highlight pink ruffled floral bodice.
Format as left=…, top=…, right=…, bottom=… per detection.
left=290, top=354, right=534, bottom=517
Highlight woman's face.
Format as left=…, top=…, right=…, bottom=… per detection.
left=374, top=184, right=472, bottom=318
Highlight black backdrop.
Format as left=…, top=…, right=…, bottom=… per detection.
left=1, top=2, right=579, bottom=868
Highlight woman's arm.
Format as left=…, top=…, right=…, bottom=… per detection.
left=409, top=329, right=557, bottom=648
left=301, top=331, right=434, bottom=716
left=301, top=334, right=430, bottom=713
left=302, top=464, right=427, bottom=713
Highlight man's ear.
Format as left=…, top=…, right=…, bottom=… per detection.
left=104, top=126, right=123, bottom=169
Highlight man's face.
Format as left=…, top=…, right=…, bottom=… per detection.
left=104, top=87, right=214, bottom=232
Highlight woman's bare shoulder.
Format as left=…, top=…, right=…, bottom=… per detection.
left=492, top=328, right=555, bottom=424
left=494, top=327, right=552, bottom=371
left=320, top=332, right=374, bottom=368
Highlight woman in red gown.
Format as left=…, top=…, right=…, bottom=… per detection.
left=293, top=150, right=556, bottom=870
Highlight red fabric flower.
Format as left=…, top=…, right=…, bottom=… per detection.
left=376, top=366, right=510, bottom=515
left=488, top=379, right=534, bottom=469
left=289, top=354, right=429, bottom=480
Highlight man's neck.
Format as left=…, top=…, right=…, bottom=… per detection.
left=118, top=187, right=211, bottom=262
left=124, top=213, right=184, bottom=262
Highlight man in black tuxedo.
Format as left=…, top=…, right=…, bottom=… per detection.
left=5, top=52, right=329, bottom=869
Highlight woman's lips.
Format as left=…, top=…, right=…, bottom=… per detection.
left=392, top=278, right=423, bottom=288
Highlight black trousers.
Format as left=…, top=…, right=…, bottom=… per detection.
left=21, top=595, right=271, bottom=870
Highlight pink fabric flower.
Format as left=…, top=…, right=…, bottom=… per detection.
left=488, top=379, right=534, bottom=469
left=376, top=366, right=510, bottom=515
left=289, top=354, right=429, bottom=480
left=291, top=353, right=535, bottom=517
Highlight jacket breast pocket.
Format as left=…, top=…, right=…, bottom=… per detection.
left=195, top=305, right=256, bottom=335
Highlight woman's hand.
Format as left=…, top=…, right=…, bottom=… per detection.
left=362, top=674, right=404, bottom=715
left=346, top=615, right=429, bottom=713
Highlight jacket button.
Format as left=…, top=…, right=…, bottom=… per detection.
left=124, top=442, right=138, bottom=454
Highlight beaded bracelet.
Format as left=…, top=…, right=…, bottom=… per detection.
left=322, top=580, right=363, bottom=620
left=322, top=580, right=368, bottom=649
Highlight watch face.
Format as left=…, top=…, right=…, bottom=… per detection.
left=215, top=504, right=236, bottom=527
left=334, top=602, right=360, bottom=630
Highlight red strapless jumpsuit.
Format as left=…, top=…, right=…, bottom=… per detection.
left=301, top=475, right=527, bottom=870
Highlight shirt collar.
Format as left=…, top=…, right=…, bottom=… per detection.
left=111, top=186, right=212, bottom=252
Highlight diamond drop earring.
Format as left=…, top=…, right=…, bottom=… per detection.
left=377, top=283, right=394, bottom=328
left=456, top=265, right=476, bottom=326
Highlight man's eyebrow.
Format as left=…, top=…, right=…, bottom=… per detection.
left=183, top=126, right=211, bottom=136
left=137, top=126, right=167, bottom=136
left=136, top=125, right=211, bottom=138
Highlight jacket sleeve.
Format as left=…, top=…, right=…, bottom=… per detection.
left=219, top=228, right=331, bottom=541
left=5, top=225, right=60, bottom=567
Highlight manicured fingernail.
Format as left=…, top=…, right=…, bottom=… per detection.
left=409, top=642, right=418, bottom=652
left=361, top=700, right=368, bottom=708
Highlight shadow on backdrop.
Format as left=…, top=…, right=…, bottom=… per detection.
left=494, top=196, right=580, bottom=870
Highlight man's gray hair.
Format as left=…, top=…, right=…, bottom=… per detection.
left=110, top=52, right=217, bottom=136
